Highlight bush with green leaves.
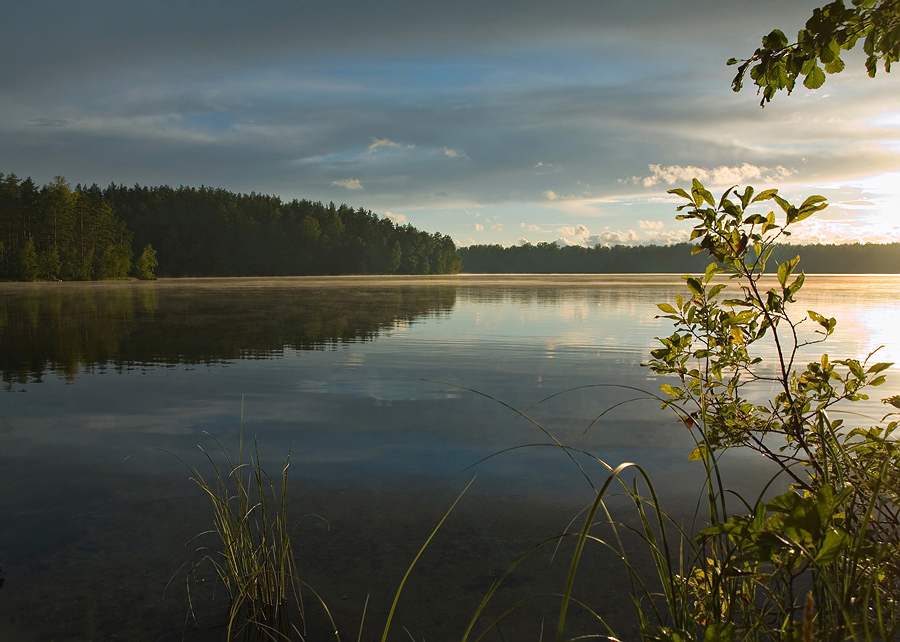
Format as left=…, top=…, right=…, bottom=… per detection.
left=642, top=179, right=900, bottom=641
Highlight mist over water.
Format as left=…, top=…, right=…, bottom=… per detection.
left=1, top=274, right=898, bottom=640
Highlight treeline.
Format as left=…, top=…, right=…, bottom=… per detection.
left=104, top=183, right=461, bottom=277
left=459, top=241, right=900, bottom=273
left=0, top=172, right=462, bottom=280
left=0, top=174, right=135, bottom=281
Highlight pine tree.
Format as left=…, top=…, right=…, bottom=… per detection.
left=134, top=243, right=158, bottom=280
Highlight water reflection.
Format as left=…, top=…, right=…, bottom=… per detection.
left=1, top=275, right=898, bottom=640
left=0, top=280, right=456, bottom=388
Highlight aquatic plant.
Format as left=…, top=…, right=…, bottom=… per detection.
left=184, top=432, right=319, bottom=641
left=181, top=426, right=472, bottom=641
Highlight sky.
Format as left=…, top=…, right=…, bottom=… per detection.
left=2, top=0, right=899, bottom=248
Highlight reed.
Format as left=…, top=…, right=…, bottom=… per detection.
left=179, top=425, right=472, bottom=642
left=183, top=431, right=324, bottom=641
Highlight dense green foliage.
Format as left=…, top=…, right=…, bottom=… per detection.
left=459, top=240, right=900, bottom=273
left=642, top=180, right=900, bottom=640
left=0, top=172, right=462, bottom=280
left=102, top=182, right=461, bottom=277
left=729, top=0, right=900, bottom=105
left=0, top=173, right=133, bottom=281
left=134, top=244, right=158, bottom=280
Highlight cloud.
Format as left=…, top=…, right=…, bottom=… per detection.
left=368, top=138, right=401, bottom=153
left=590, top=229, right=641, bottom=246
left=638, top=163, right=795, bottom=188
left=332, top=178, right=363, bottom=190
left=556, top=223, right=648, bottom=247
left=521, top=223, right=541, bottom=231
left=544, top=190, right=559, bottom=201
left=516, top=237, right=530, bottom=245
left=384, top=211, right=407, bottom=224
left=556, top=224, right=591, bottom=241
left=642, top=228, right=691, bottom=245
left=473, top=222, right=484, bottom=231
left=444, top=148, right=467, bottom=159
left=638, top=220, right=664, bottom=229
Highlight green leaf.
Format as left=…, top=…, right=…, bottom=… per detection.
left=703, top=623, right=738, bottom=642
left=762, top=28, right=789, bottom=51
left=800, top=194, right=827, bottom=210
left=691, top=178, right=715, bottom=208
left=804, top=65, right=826, bottom=89
left=686, top=276, right=704, bottom=296
left=657, top=302, right=678, bottom=314
left=773, top=194, right=792, bottom=214
left=708, top=283, right=726, bottom=299
left=777, top=256, right=800, bottom=287
left=751, top=188, right=778, bottom=203
left=814, top=529, right=849, bottom=565
left=866, top=362, right=893, bottom=375
left=788, top=273, right=805, bottom=298
left=660, top=383, right=682, bottom=397
left=688, top=443, right=710, bottom=461
left=825, top=56, right=845, bottom=74
left=704, top=262, right=725, bottom=282
left=667, top=187, right=691, bottom=201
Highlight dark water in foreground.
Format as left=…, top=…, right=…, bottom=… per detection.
left=1, top=274, right=898, bottom=641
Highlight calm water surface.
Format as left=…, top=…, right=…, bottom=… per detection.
left=1, top=274, right=898, bottom=640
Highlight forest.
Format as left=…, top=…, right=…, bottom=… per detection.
left=3, top=172, right=899, bottom=280
left=0, top=173, right=462, bottom=280
left=458, top=240, right=900, bottom=273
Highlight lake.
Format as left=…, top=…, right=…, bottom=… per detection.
left=1, top=274, right=898, bottom=641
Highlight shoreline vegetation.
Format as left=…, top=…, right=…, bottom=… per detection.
left=3, top=172, right=900, bottom=282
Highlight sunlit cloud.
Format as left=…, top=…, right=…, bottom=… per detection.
left=643, top=228, right=691, bottom=245
left=332, top=178, right=363, bottom=190
left=368, top=138, right=401, bottom=153
left=636, top=163, right=796, bottom=188
left=544, top=190, right=559, bottom=201
left=521, top=223, right=541, bottom=231
left=473, top=222, right=484, bottom=231
left=444, top=148, right=467, bottom=159
left=638, top=220, right=664, bottom=229
left=384, top=211, right=407, bottom=224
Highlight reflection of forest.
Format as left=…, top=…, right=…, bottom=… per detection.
left=0, top=284, right=457, bottom=388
